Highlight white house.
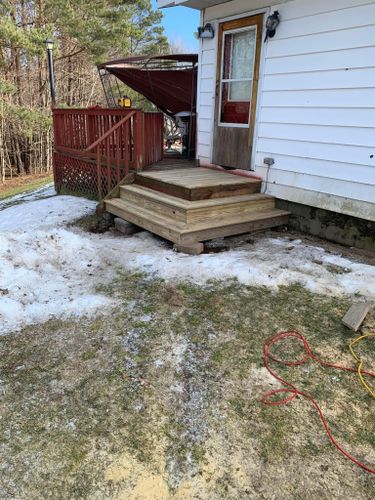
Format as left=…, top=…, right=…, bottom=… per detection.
left=158, top=0, right=375, bottom=236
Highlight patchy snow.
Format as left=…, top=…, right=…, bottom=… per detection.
left=0, top=192, right=374, bottom=334
left=0, top=195, right=113, bottom=334
left=103, top=232, right=375, bottom=298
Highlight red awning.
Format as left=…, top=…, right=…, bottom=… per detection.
left=98, top=54, right=198, bottom=116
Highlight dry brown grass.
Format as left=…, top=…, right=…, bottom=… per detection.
left=0, top=275, right=374, bottom=499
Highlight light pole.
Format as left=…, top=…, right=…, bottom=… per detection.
left=45, top=38, right=56, bottom=106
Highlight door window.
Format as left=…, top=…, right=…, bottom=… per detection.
left=219, top=27, right=257, bottom=126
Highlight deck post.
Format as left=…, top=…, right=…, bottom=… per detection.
left=135, top=110, right=144, bottom=170
left=160, top=113, right=164, bottom=162
left=52, top=110, right=60, bottom=193
left=97, top=145, right=102, bottom=200
left=105, top=136, right=111, bottom=193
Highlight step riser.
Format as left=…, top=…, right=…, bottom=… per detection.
left=180, top=215, right=290, bottom=244
left=186, top=198, right=275, bottom=223
left=120, top=187, right=275, bottom=223
left=106, top=202, right=181, bottom=243
left=135, top=175, right=261, bottom=201
left=120, top=188, right=186, bottom=222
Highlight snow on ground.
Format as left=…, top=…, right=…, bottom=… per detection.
left=0, top=194, right=113, bottom=334
left=113, top=232, right=375, bottom=298
left=0, top=192, right=374, bottom=334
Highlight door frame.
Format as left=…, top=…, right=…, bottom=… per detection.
left=217, top=22, right=259, bottom=130
left=212, top=13, right=264, bottom=169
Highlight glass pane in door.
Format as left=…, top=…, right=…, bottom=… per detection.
left=220, top=27, right=257, bottom=125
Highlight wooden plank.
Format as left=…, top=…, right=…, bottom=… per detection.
left=180, top=209, right=289, bottom=233
left=121, top=185, right=187, bottom=222
left=105, top=172, right=135, bottom=200
left=174, top=242, right=204, bottom=255
left=135, top=168, right=261, bottom=201
left=135, top=175, right=260, bottom=201
left=135, top=175, right=193, bottom=200
left=105, top=199, right=183, bottom=243
left=186, top=197, right=274, bottom=223
left=105, top=196, right=289, bottom=245
left=137, top=168, right=256, bottom=186
left=120, top=184, right=274, bottom=223
left=180, top=213, right=290, bottom=243
left=121, top=184, right=272, bottom=209
left=342, top=303, right=371, bottom=331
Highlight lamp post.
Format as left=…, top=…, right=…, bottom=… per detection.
left=45, top=38, right=56, bottom=106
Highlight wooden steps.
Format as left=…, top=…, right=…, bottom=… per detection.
left=135, top=168, right=261, bottom=200
left=105, top=197, right=289, bottom=244
left=120, top=184, right=275, bottom=223
left=104, top=166, right=289, bottom=248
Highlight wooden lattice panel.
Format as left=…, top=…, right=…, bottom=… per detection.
left=54, top=153, right=99, bottom=198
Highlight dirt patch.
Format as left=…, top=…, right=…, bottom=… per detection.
left=160, top=284, right=187, bottom=308
left=0, top=278, right=374, bottom=499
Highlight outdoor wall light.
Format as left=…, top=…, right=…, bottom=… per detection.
left=45, top=38, right=54, bottom=51
left=197, top=23, right=215, bottom=39
left=118, top=96, right=132, bottom=108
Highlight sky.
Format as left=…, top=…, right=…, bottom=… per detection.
left=152, top=1, right=200, bottom=52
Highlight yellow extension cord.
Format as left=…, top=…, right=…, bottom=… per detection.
left=349, top=333, right=375, bottom=399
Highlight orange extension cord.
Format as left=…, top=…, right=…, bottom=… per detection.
left=262, top=331, right=375, bottom=474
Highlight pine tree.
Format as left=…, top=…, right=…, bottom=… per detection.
left=0, top=0, right=169, bottom=179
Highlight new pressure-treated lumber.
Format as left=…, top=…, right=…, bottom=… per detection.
left=105, top=197, right=289, bottom=244
left=135, top=167, right=261, bottom=200
left=120, top=184, right=275, bottom=223
left=105, top=165, right=289, bottom=247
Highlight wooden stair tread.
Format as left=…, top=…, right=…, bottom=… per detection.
left=120, top=183, right=273, bottom=209
left=136, top=167, right=259, bottom=188
left=106, top=198, right=185, bottom=231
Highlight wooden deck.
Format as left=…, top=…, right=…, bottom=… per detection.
left=105, top=165, right=289, bottom=251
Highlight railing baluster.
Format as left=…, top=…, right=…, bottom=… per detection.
left=106, top=136, right=111, bottom=193
left=125, top=120, right=129, bottom=176
left=97, top=144, right=102, bottom=201
left=116, top=125, right=121, bottom=182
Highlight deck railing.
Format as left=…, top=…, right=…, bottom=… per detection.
left=52, top=108, right=163, bottom=200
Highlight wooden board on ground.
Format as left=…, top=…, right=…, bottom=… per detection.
left=342, top=303, right=371, bottom=331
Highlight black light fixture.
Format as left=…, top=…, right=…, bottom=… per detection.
left=264, top=11, right=280, bottom=42
left=45, top=38, right=56, bottom=106
left=197, top=23, right=215, bottom=39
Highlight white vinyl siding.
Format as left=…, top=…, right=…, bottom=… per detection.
left=196, top=0, right=375, bottom=221
left=257, top=0, right=375, bottom=220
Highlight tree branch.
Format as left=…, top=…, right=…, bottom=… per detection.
left=55, top=48, right=85, bottom=62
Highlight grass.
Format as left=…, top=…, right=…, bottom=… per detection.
left=0, top=174, right=53, bottom=200
left=0, top=275, right=374, bottom=499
